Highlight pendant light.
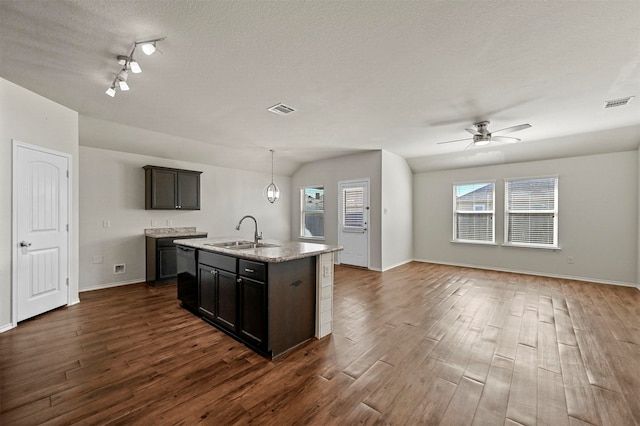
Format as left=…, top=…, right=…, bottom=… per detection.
left=265, top=149, right=280, bottom=203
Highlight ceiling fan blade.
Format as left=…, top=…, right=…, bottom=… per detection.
left=463, top=142, right=475, bottom=151
left=493, top=123, right=531, bottom=135
left=437, top=137, right=473, bottom=145
left=465, top=127, right=480, bottom=135
left=492, top=135, right=521, bottom=143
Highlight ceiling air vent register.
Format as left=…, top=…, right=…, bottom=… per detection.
left=604, top=96, right=634, bottom=108
left=268, top=103, right=296, bottom=115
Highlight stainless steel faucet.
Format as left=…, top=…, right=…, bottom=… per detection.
left=235, top=215, right=262, bottom=245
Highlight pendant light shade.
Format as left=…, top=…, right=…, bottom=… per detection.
left=265, top=150, right=280, bottom=203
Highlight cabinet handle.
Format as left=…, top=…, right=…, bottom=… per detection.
left=244, top=268, right=254, bottom=273
left=237, top=278, right=242, bottom=283
left=211, top=270, right=217, bottom=275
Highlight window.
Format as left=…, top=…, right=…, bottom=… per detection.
left=505, top=177, right=558, bottom=248
left=300, top=186, right=324, bottom=238
left=342, top=185, right=365, bottom=230
left=453, top=182, right=495, bottom=243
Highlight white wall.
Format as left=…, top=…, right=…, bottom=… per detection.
left=79, top=146, right=290, bottom=290
left=381, top=150, right=413, bottom=270
left=414, top=151, right=638, bottom=286
left=290, top=151, right=383, bottom=270
left=0, top=78, right=80, bottom=330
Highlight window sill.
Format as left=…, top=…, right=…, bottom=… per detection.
left=299, top=236, right=326, bottom=242
left=502, top=243, right=561, bottom=251
left=450, top=240, right=497, bottom=246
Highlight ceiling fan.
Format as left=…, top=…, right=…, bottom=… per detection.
left=437, top=121, right=532, bottom=148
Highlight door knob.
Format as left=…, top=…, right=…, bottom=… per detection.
left=19, top=241, right=32, bottom=247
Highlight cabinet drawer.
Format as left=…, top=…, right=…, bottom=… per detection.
left=239, top=259, right=266, bottom=282
left=199, top=251, right=236, bottom=272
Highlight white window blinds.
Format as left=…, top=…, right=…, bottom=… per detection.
left=342, top=186, right=365, bottom=229
left=453, top=182, right=495, bottom=243
left=505, top=177, right=558, bottom=248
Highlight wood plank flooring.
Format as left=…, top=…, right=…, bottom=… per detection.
left=1, top=262, right=639, bottom=425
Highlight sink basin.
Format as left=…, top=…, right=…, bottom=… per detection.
left=204, top=241, right=280, bottom=250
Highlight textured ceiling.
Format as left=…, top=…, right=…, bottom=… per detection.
left=1, top=0, right=639, bottom=175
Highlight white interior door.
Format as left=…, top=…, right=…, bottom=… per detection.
left=338, top=179, right=369, bottom=268
left=13, top=142, right=70, bottom=322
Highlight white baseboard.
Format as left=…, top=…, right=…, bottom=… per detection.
left=413, top=258, right=637, bottom=288
left=80, top=278, right=147, bottom=293
left=0, top=322, right=16, bottom=333
left=381, top=259, right=413, bottom=272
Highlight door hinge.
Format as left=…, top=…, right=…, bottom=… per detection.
left=66, top=224, right=69, bottom=232
left=66, top=170, right=69, bottom=178
left=66, top=278, right=69, bottom=286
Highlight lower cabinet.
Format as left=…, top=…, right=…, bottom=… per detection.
left=195, top=250, right=316, bottom=358
left=198, top=255, right=238, bottom=333
left=238, top=276, right=267, bottom=350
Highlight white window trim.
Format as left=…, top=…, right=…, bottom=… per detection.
left=504, top=175, right=559, bottom=249
left=451, top=180, right=496, bottom=245
left=299, top=185, right=325, bottom=240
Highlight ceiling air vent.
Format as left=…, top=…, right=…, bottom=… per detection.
left=268, top=103, right=296, bottom=115
left=604, top=96, right=634, bottom=108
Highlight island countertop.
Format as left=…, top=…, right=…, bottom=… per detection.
left=174, top=237, right=343, bottom=263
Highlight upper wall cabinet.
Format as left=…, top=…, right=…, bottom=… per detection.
left=144, top=165, right=202, bottom=210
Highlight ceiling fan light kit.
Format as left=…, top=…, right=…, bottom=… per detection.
left=438, top=120, right=532, bottom=148
left=105, top=37, right=165, bottom=98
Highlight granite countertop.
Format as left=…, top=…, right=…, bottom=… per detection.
left=174, top=236, right=343, bottom=263
left=145, top=227, right=208, bottom=238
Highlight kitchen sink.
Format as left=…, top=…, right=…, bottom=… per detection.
left=204, top=240, right=280, bottom=250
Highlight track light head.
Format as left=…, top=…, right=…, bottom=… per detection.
left=129, top=59, right=142, bottom=73
left=105, top=86, right=116, bottom=97
left=141, top=42, right=156, bottom=55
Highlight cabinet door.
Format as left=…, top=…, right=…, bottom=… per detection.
left=239, top=277, right=267, bottom=349
left=158, top=246, right=177, bottom=279
left=177, top=172, right=200, bottom=210
left=215, top=270, right=238, bottom=332
left=149, top=168, right=177, bottom=209
left=198, top=264, right=216, bottom=319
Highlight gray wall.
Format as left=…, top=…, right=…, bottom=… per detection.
left=381, top=150, right=413, bottom=270
left=291, top=151, right=383, bottom=270
left=413, top=150, right=638, bottom=286
left=0, top=78, right=80, bottom=330
left=79, top=146, right=290, bottom=290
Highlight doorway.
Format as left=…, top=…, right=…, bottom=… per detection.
left=338, top=179, right=369, bottom=268
left=12, top=141, right=71, bottom=323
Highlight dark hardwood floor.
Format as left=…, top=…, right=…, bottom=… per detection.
left=1, top=262, right=639, bottom=425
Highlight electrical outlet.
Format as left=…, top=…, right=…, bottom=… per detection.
left=166, top=219, right=173, bottom=226
left=103, top=220, right=111, bottom=228
left=92, top=256, right=103, bottom=264
left=567, top=256, right=574, bottom=264
left=151, top=219, right=158, bottom=227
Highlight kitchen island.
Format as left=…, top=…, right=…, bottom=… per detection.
left=175, top=237, right=342, bottom=358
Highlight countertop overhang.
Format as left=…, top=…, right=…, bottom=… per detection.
left=175, top=237, right=343, bottom=263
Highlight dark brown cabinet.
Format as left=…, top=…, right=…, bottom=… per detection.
left=198, top=251, right=239, bottom=333
left=144, top=165, right=202, bottom=210
left=188, top=248, right=316, bottom=358
left=146, top=235, right=206, bottom=285
left=238, top=260, right=267, bottom=350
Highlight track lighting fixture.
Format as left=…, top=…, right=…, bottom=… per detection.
left=105, top=37, right=165, bottom=97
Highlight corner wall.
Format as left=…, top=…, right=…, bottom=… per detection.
left=290, top=151, right=383, bottom=270
left=381, top=150, right=413, bottom=270
left=414, top=150, right=638, bottom=286
left=0, top=78, right=80, bottom=330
